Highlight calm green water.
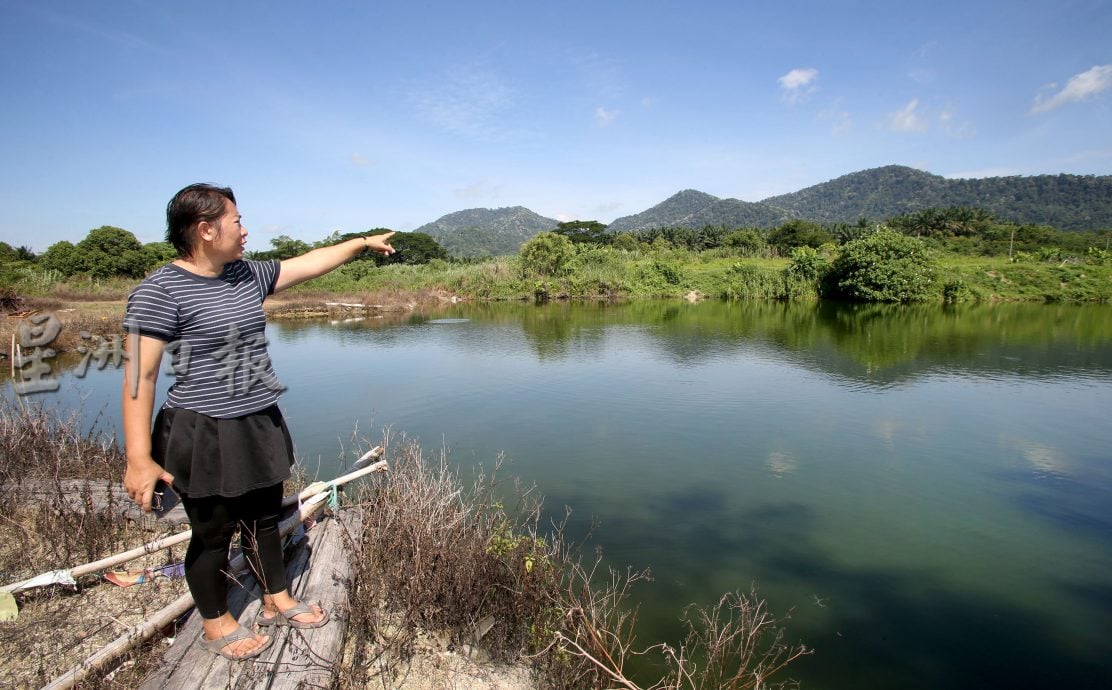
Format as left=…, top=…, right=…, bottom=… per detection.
left=13, top=300, right=1112, bottom=689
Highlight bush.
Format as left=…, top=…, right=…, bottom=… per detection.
left=788, top=246, right=829, bottom=282
left=520, top=232, right=575, bottom=277
left=723, top=229, right=767, bottom=256
left=831, top=229, right=939, bottom=302
left=722, top=263, right=784, bottom=300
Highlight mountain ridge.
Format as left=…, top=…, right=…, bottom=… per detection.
left=414, top=166, right=1112, bottom=257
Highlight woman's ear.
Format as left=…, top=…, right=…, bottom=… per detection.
left=196, top=220, right=217, bottom=242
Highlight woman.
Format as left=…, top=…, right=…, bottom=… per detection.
left=123, top=183, right=395, bottom=660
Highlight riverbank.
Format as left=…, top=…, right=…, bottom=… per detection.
left=0, top=290, right=453, bottom=360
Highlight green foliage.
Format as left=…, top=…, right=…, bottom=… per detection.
left=637, top=260, right=685, bottom=291
left=763, top=165, right=1112, bottom=231
left=554, top=220, right=610, bottom=245
left=386, top=232, right=450, bottom=265
left=520, top=232, right=575, bottom=277
left=788, top=246, right=829, bottom=282
left=942, top=279, right=973, bottom=304
left=610, top=233, right=640, bottom=251
left=721, top=262, right=785, bottom=300
left=40, top=241, right=83, bottom=276
left=143, top=241, right=178, bottom=264
left=832, top=229, right=939, bottom=302
left=41, top=226, right=153, bottom=278
left=723, top=229, right=767, bottom=256
left=768, top=220, right=834, bottom=252
left=889, top=207, right=998, bottom=238
left=252, top=234, right=312, bottom=261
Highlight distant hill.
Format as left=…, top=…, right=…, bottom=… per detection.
left=414, top=206, right=558, bottom=258
left=760, top=165, right=1112, bottom=231
left=416, top=167, right=1112, bottom=255
left=606, top=190, right=720, bottom=233
left=608, top=189, right=793, bottom=233
left=684, top=198, right=794, bottom=229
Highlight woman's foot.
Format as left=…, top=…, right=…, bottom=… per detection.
left=258, top=600, right=330, bottom=629
left=201, top=615, right=271, bottom=660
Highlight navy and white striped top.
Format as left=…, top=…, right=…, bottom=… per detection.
left=124, top=260, right=285, bottom=419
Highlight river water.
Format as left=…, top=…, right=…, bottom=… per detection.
left=11, top=300, right=1112, bottom=689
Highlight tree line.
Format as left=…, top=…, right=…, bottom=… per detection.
left=0, top=227, right=449, bottom=282
left=2, top=207, right=1108, bottom=290
left=550, top=209, right=1110, bottom=259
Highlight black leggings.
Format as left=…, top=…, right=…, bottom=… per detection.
left=180, top=483, right=287, bottom=619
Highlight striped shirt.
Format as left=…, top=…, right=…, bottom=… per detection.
left=124, top=260, right=285, bottom=419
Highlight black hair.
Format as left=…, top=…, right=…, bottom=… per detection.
left=166, top=183, right=236, bottom=258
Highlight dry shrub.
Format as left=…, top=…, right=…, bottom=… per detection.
left=349, top=441, right=559, bottom=659
left=342, top=438, right=809, bottom=690
left=0, top=398, right=187, bottom=689
left=0, top=398, right=136, bottom=579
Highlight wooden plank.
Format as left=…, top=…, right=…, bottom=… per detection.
left=13, top=478, right=188, bottom=526
left=138, top=508, right=362, bottom=689
left=268, top=507, right=363, bottom=690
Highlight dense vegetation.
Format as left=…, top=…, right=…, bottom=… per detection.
left=2, top=205, right=1110, bottom=308
left=762, top=166, right=1112, bottom=231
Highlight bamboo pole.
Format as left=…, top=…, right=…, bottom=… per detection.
left=3, top=450, right=384, bottom=594
left=43, top=488, right=341, bottom=690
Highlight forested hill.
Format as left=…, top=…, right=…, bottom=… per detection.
left=414, top=206, right=558, bottom=258
left=760, top=166, right=1112, bottom=231
left=607, top=190, right=794, bottom=233
left=604, top=166, right=1112, bottom=233
left=420, top=166, right=1111, bottom=256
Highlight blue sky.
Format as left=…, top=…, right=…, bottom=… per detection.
left=1, top=0, right=1109, bottom=250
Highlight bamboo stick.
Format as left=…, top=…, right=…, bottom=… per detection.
left=3, top=451, right=384, bottom=594
left=44, top=490, right=337, bottom=690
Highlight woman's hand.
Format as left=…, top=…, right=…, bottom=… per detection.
left=124, top=456, right=174, bottom=513
left=276, top=233, right=397, bottom=292
left=363, top=231, right=396, bottom=256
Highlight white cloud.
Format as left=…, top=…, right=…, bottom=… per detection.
left=778, top=67, right=819, bottom=103
left=410, top=65, right=512, bottom=137
left=819, top=98, right=852, bottom=135
left=886, top=99, right=929, bottom=132
left=1031, top=64, right=1112, bottom=114
left=938, top=106, right=976, bottom=139
left=349, top=153, right=374, bottom=167
left=595, top=106, right=619, bottom=126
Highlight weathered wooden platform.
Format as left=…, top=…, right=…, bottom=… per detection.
left=138, top=506, right=364, bottom=689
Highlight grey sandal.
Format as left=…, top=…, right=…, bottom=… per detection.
left=257, top=601, right=330, bottom=629
left=201, top=625, right=272, bottom=660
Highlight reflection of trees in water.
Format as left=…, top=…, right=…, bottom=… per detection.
left=638, top=301, right=1112, bottom=387
left=470, top=299, right=1112, bottom=385
left=27, top=302, right=1112, bottom=388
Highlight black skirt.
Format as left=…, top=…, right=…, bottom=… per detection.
left=151, top=404, right=294, bottom=499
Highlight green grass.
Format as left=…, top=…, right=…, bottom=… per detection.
left=6, top=250, right=1110, bottom=305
